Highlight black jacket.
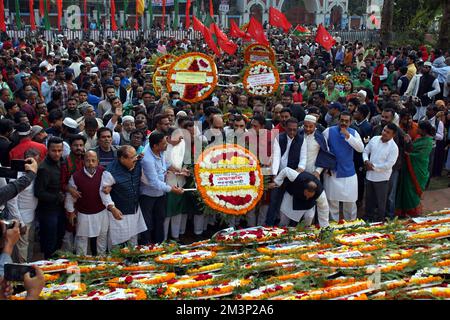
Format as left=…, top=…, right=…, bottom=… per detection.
left=285, top=172, right=323, bottom=211
left=34, top=157, right=64, bottom=213
left=0, top=171, right=36, bottom=207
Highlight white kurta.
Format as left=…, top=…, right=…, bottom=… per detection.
left=100, top=171, right=148, bottom=246
left=275, top=168, right=329, bottom=227
left=64, top=170, right=110, bottom=238
left=322, top=128, right=364, bottom=203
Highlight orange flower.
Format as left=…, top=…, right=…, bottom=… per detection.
left=154, top=250, right=217, bottom=265
left=107, top=273, right=176, bottom=288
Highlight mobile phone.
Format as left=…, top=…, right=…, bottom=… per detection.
left=4, top=264, right=36, bottom=282
left=11, top=159, right=30, bottom=172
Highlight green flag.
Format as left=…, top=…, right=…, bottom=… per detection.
left=174, top=0, right=179, bottom=29
left=196, top=0, right=201, bottom=19
left=96, top=2, right=101, bottom=30
left=148, top=0, right=153, bottom=30
left=44, top=0, right=51, bottom=30
left=15, top=0, right=21, bottom=29
left=123, top=0, right=129, bottom=30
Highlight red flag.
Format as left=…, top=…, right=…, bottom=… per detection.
left=268, top=7, right=291, bottom=33
left=110, top=0, right=118, bottom=31
left=30, top=0, right=36, bottom=31
left=162, top=0, right=166, bottom=31
left=247, top=17, right=269, bottom=45
left=84, top=0, right=88, bottom=31
left=229, top=19, right=249, bottom=39
left=57, top=0, right=63, bottom=31
left=39, top=0, right=44, bottom=17
left=211, top=24, right=237, bottom=55
left=193, top=16, right=203, bottom=32
left=192, top=17, right=220, bottom=56
left=0, top=1, right=5, bottom=32
left=185, top=0, right=191, bottom=29
left=135, top=1, right=139, bottom=31
left=315, top=24, right=336, bottom=51
left=209, top=0, right=214, bottom=18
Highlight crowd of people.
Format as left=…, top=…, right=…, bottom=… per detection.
left=0, top=28, right=449, bottom=265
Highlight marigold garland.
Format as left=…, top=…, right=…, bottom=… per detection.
left=155, top=54, right=176, bottom=69
left=166, top=52, right=218, bottom=103
left=29, top=259, right=78, bottom=273
left=237, top=282, right=295, bottom=300
left=107, top=273, right=176, bottom=288
left=154, top=250, right=217, bottom=265
left=67, top=288, right=147, bottom=300
left=334, top=232, right=394, bottom=246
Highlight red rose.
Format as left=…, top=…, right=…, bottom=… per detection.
left=166, top=279, right=178, bottom=285
left=199, top=60, right=208, bottom=68
left=189, top=60, right=200, bottom=72
left=157, top=287, right=165, bottom=295
left=249, top=171, right=256, bottom=185
left=209, top=174, right=214, bottom=186
left=124, top=276, right=133, bottom=284
left=92, top=297, right=100, bottom=300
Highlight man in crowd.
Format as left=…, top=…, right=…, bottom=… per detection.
left=34, top=137, right=66, bottom=259
left=363, top=123, right=399, bottom=222
left=100, top=145, right=147, bottom=247
left=323, top=111, right=364, bottom=221
left=266, top=117, right=307, bottom=226
left=140, top=132, right=185, bottom=244
left=65, top=151, right=109, bottom=255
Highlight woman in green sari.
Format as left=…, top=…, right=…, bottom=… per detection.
left=396, top=121, right=435, bottom=217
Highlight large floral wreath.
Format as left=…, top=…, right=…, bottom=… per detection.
left=243, top=62, right=280, bottom=97
left=194, top=144, right=264, bottom=215
left=244, top=43, right=276, bottom=64
left=166, top=52, right=218, bottom=103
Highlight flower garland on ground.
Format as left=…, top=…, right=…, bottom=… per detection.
left=243, top=62, right=280, bottom=97
left=12, top=208, right=450, bottom=300
left=107, top=273, right=176, bottom=288
left=194, top=144, right=264, bottom=216
left=213, top=226, right=289, bottom=245
left=154, top=250, right=217, bottom=265
left=334, top=232, right=394, bottom=246
left=166, top=52, right=218, bottom=103
left=67, top=288, right=147, bottom=300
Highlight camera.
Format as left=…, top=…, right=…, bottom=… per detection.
left=0, top=220, right=27, bottom=240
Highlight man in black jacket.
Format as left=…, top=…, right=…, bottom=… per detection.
left=34, top=137, right=65, bottom=259
left=272, top=168, right=329, bottom=227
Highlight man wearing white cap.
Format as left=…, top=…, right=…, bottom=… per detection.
left=322, top=111, right=364, bottom=222
left=119, top=116, right=136, bottom=146
left=60, top=117, right=80, bottom=158
left=406, top=61, right=441, bottom=120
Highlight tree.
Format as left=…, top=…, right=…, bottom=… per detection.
left=437, top=0, right=449, bottom=49
left=380, top=0, right=394, bottom=48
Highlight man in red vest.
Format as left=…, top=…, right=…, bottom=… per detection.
left=65, top=150, right=109, bottom=255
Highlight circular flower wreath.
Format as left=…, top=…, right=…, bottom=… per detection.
left=194, top=144, right=264, bottom=216
left=243, top=61, right=280, bottom=97
left=166, top=52, right=218, bottom=103
left=152, top=64, right=169, bottom=96
left=244, top=43, right=276, bottom=65
left=154, top=54, right=176, bottom=69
